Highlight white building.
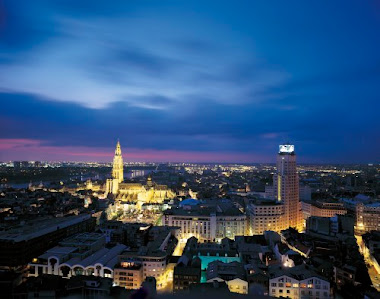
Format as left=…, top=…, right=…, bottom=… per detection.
left=269, top=265, right=330, bottom=299
left=163, top=199, right=246, bottom=242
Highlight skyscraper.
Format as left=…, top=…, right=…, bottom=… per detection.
left=273, top=144, right=302, bottom=231
left=112, top=140, right=124, bottom=183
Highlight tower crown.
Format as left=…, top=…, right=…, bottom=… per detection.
left=115, top=140, right=122, bottom=156
left=279, top=144, right=295, bottom=154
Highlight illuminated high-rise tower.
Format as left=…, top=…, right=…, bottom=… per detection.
left=112, top=140, right=124, bottom=183
left=273, top=144, right=302, bottom=231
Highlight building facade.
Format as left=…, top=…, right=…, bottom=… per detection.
left=0, top=214, right=96, bottom=269
left=105, top=141, right=175, bottom=209
left=301, top=200, right=347, bottom=219
left=270, top=274, right=330, bottom=299
left=163, top=201, right=246, bottom=242
left=226, top=278, right=249, bottom=295
left=173, top=257, right=201, bottom=293
left=247, top=200, right=284, bottom=235
left=113, top=261, right=143, bottom=290
left=117, top=226, right=179, bottom=290
left=269, top=265, right=330, bottom=299
left=273, top=144, right=302, bottom=231
left=28, top=233, right=127, bottom=279
left=112, top=140, right=124, bottom=183
left=355, top=202, right=380, bottom=235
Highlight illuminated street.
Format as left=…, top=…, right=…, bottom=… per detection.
left=172, top=239, right=187, bottom=257
left=356, top=235, right=380, bottom=292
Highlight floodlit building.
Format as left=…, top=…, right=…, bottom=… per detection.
left=105, top=140, right=124, bottom=194
left=355, top=202, right=380, bottom=235
left=248, top=145, right=303, bottom=235
left=112, top=140, right=124, bottom=183
left=273, top=144, right=303, bottom=231
left=247, top=200, right=284, bottom=235
left=105, top=141, right=175, bottom=209
left=163, top=200, right=246, bottom=242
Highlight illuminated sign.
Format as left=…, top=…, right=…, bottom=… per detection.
left=279, top=144, right=294, bottom=153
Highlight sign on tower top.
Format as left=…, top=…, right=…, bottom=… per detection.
left=279, top=144, right=295, bottom=154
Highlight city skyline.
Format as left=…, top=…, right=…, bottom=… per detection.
left=1, top=1, right=379, bottom=163
left=1, top=139, right=378, bottom=164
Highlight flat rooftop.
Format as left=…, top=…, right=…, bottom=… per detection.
left=164, top=203, right=244, bottom=217
left=0, top=214, right=92, bottom=242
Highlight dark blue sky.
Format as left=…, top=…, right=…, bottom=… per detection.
left=0, top=0, right=379, bottom=163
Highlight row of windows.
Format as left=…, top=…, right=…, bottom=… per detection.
left=118, top=277, right=134, bottom=281
left=174, top=275, right=198, bottom=279
left=141, top=258, right=165, bottom=262
left=117, top=272, right=134, bottom=276
left=144, top=263, right=165, bottom=267
left=271, top=288, right=329, bottom=296
left=271, top=282, right=328, bottom=289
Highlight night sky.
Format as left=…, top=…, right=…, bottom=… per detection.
left=0, top=1, right=379, bottom=163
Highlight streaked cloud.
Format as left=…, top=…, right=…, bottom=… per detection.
left=0, top=1, right=379, bottom=162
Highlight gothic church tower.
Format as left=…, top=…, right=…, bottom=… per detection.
left=112, top=140, right=124, bottom=183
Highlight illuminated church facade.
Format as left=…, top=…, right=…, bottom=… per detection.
left=105, top=140, right=124, bottom=194
left=105, top=141, right=175, bottom=210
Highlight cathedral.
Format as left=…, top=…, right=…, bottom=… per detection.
left=105, top=140, right=124, bottom=194
left=105, top=141, right=175, bottom=210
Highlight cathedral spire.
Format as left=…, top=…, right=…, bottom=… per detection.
left=115, top=139, right=122, bottom=156
left=112, top=140, right=124, bottom=183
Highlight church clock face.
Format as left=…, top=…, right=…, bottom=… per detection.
left=279, top=144, right=294, bottom=153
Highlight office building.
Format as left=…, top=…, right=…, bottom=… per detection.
left=273, top=144, right=302, bottom=231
